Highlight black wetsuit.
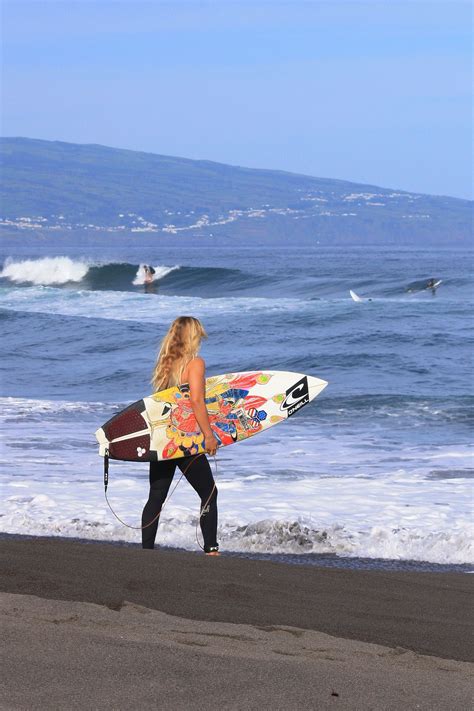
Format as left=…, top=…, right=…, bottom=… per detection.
left=141, top=454, right=218, bottom=550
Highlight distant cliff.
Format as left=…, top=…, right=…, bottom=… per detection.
left=1, top=137, right=471, bottom=244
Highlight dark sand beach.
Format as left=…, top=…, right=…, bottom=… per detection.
left=1, top=537, right=473, bottom=710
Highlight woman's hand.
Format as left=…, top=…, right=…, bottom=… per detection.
left=204, top=433, right=219, bottom=456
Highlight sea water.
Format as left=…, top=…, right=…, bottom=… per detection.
left=0, top=234, right=472, bottom=568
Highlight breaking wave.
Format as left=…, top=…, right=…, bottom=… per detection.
left=0, top=257, right=179, bottom=290
left=2, top=256, right=454, bottom=299
left=0, top=257, right=89, bottom=285
left=2, top=507, right=472, bottom=566
left=0, top=257, right=270, bottom=295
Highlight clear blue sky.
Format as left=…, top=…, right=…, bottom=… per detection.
left=2, top=0, right=472, bottom=198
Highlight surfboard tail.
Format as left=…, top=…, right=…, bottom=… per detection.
left=95, top=427, right=109, bottom=457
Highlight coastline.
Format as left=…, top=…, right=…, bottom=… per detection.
left=1, top=532, right=471, bottom=574
left=1, top=536, right=473, bottom=709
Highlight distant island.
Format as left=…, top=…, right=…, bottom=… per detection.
left=0, top=137, right=471, bottom=245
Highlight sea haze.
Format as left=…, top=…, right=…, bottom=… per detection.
left=0, top=234, right=472, bottom=569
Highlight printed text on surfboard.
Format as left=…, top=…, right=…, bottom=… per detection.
left=281, top=377, right=309, bottom=417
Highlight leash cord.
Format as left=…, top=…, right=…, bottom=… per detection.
left=104, top=453, right=217, bottom=543
left=195, top=455, right=217, bottom=551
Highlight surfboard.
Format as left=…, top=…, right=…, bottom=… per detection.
left=350, top=289, right=363, bottom=302
left=95, top=371, right=328, bottom=462
left=408, top=279, right=443, bottom=294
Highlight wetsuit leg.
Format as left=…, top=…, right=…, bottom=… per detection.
left=179, top=454, right=218, bottom=550
left=141, top=459, right=176, bottom=549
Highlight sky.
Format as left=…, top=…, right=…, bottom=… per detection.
left=1, top=0, right=472, bottom=199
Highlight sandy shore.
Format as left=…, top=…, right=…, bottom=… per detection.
left=1, top=537, right=473, bottom=710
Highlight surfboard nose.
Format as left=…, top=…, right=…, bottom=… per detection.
left=307, top=375, right=328, bottom=396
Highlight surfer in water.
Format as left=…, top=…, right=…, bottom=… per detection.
left=141, top=316, right=220, bottom=555
left=143, top=264, right=155, bottom=283
left=426, top=278, right=440, bottom=295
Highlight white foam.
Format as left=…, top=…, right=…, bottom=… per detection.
left=1, top=471, right=472, bottom=564
left=0, top=285, right=306, bottom=322
left=0, top=396, right=118, bottom=417
left=0, top=257, right=89, bottom=285
left=0, top=397, right=472, bottom=565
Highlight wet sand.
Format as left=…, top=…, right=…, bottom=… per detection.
left=1, top=537, right=473, bottom=710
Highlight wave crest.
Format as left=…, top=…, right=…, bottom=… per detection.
left=0, top=257, right=179, bottom=290
left=0, top=257, right=89, bottom=285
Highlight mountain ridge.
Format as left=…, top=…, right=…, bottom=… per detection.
left=1, top=137, right=471, bottom=244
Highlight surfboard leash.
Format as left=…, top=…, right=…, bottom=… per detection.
left=103, top=450, right=217, bottom=546
left=195, top=455, right=218, bottom=552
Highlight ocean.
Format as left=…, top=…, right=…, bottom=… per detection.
left=1, top=233, right=472, bottom=570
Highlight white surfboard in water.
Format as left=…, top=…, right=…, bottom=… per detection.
left=350, top=289, right=363, bottom=302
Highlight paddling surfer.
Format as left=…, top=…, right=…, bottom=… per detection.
left=141, top=316, right=220, bottom=555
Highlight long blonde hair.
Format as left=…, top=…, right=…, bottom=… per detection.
left=151, top=316, right=207, bottom=391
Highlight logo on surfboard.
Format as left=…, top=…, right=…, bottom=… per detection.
left=280, top=376, right=309, bottom=417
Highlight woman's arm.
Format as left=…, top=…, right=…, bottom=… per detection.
left=188, top=357, right=219, bottom=456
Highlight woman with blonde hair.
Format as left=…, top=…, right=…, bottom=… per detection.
left=141, top=316, right=220, bottom=555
